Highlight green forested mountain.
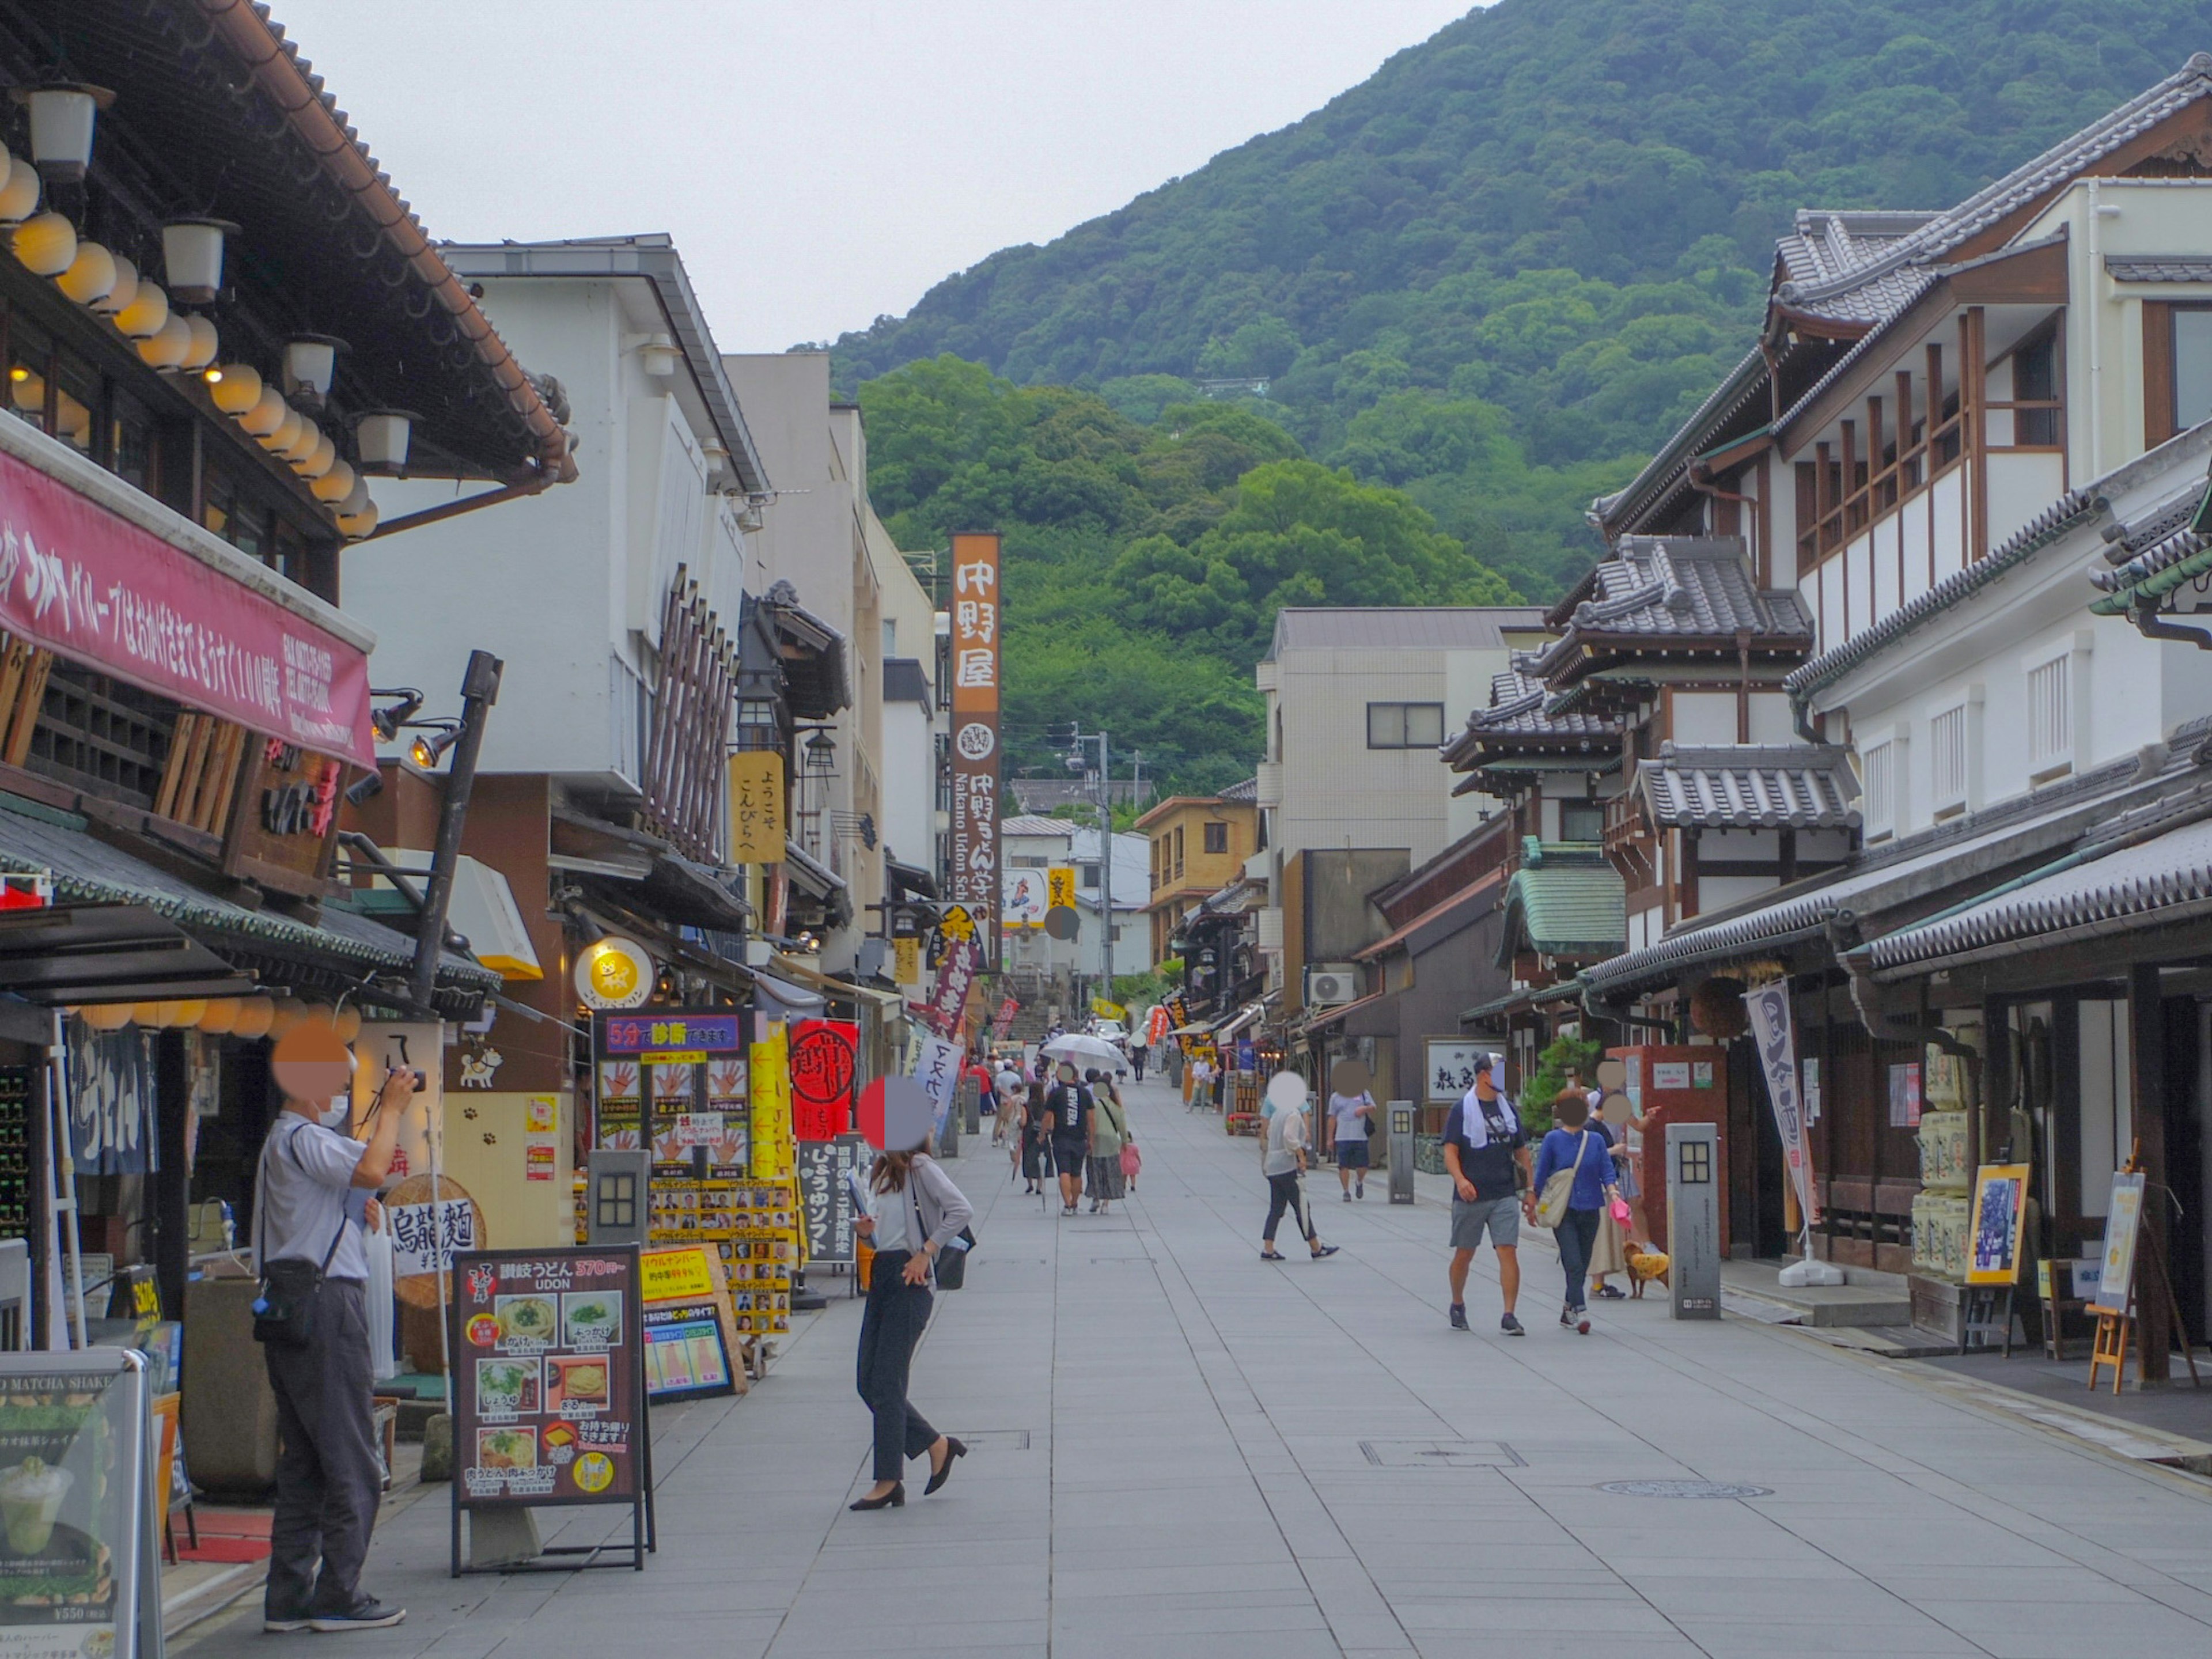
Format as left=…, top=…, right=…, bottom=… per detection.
left=838, top=0, right=2212, bottom=793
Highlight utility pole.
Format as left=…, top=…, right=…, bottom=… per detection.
left=409, top=650, right=503, bottom=1012
left=1067, top=724, right=1112, bottom=1010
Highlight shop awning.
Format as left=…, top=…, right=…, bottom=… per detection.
left=1300, top=990, right=1387, bottom=1033
left=550, top=810, right=751, bottom=934
left=1461, top=980, right=1583, bottom=1027
left=766, top=954, right=903, bottom=1011
left=1356, top=872, right=1503, bottom=963
left=781, top=843, right=855, bottom=931
left=763, top=585, right=853, bottom=718
left=1861, top=810, right=2212, bottom=980
left=0, top=904, right=255, bottom=1005
left=1213, top=1003, right=1266, bottom=1040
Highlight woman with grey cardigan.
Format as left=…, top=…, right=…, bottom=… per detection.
left=850, top=1146, right=975, bottom=1509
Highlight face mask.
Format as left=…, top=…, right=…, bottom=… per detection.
left=321, top=1101, right=353, bottom=1130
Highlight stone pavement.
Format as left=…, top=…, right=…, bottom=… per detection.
left=180, top=1077, right=2212, bottom=1658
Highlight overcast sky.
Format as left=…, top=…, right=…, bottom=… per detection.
left=272, top=0, right=1476, bottom=354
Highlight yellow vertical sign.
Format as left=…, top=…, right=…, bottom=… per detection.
left=728, top=751, right=786, bottom=865
left=1047, top=867, right=1076, bottom=909
left=749, top=1021, right=793, bottom=1176
left=894, top=937, right=921, bottom=984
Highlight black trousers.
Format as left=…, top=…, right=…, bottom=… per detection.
left=263, top=1277, right=382, bottom=1617
left=856, top=1251, right=938, bottom=1482
left=1555, top=1207, right=1601, bottom=1311
left=1263, top=1170, right=1316, bottom=1245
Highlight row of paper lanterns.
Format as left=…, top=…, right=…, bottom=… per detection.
left=73, top=995, right=364, bottom=1041
left=1, top=141, right=383, bottom=540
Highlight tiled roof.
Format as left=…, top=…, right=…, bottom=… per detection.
left=1637, top=745, right=1859, bottom=830
left=1465, top=660, right=1615, bottom=741
left=1267, top=606, right=1544, bottom=659
left=1494, top=840, right=1626, bottom=966
left=2088, top=467, right=2212, bottom=605
left=1774, top=55, right=2212, bottom=326
left=2107, top=256, right=2212, bottom=283
left=1219, top=777, right=1259, bottom=802
left=999, top=815, right=1074, bottom=839
left=1863, top=811, right=2212, bottom=975
left=1534, top=538, right=1809, bottom=675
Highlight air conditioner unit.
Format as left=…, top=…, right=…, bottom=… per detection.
left=1304, top=964, right=1362, bottom=1007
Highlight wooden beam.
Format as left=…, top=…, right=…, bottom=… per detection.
left=2130, top=963, right=2171, bottom=1382
left=1965, top=306, right=1988, bottom=561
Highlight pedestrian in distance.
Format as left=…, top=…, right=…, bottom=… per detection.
left=991, top=1058, right=1024, bottom=1149
left=849, top=1142, right=974, bottom=1509
left=1328, top=1081, right=1376, bottom=1200
left=1045, top=1062, right=1093, bottom=1215
left=1187, top=1052, right=1213, bottom=1112
left=1085, top=1071, right=1131, bottom=1214
left=255, top=1020, right=414, bottom=1634
left=1525, top=1089, right=1621, bottom=1335
left=1442, top=1054, right=1530, bottom=1334
left=1259, top=1075, right=1340, bottom=1262
left=1130, top=1037, right=1149, bottom=1082
left=1018, top=1071, right=1055, bottom=1195
left=1582, top=1092, right=1628, bottom=1300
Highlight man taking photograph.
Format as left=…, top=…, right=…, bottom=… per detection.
left=1442, top=1054, right=1530, bottom=1335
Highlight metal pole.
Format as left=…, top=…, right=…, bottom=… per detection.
left=408, top=650, right=504, bottom=1012
left=1096, top=732, right=1112, bottom=1003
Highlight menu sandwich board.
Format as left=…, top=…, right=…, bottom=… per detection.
left=448, top=1247, right=655, bottom=1575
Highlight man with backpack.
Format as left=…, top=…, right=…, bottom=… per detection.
left=1442, top=1054, right=1529, bottom=1335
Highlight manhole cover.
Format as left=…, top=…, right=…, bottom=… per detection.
left=1597, top=1479, right=1772, bottom=1499
left=1361, top=1440, right=1524, bottom=1468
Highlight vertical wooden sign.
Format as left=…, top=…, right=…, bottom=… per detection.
left=948, top=532, right=1002, bottom=969
left=727, top=750, right=786, bottom=865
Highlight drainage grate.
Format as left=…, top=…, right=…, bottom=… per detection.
left=1360, top=1440, right=1524, bottom=1468
left=1597, top=1479, right=1772, bottom=1499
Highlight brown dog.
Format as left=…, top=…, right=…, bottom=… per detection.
left=1626, top=1246, right=1671, bottom=1299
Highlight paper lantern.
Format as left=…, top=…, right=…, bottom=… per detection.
left=112, top=279, right=168, bottom=340
left=178, top=315, right=219, bottom=373
left=0, top=158, right=38, bottom=224
left=131, top=1001, right=168, bottom=1028
left=164, top=999, right=207, bottom=1029
left=78, top=1003, right=134, bottom=1032
left=238, top=385, right=288, bottom=437
left=278, top=416, right=321, bottom=464
left=136, top=314, right=191, bottom=370
left=310, top=459, right=356, bottom=504
left=337, top=475, right=371, bottom=517
left=196, top=998, right=241, bottom=1035
left=207, top=363, right=262, bottom=415
left=55, top=240, right=116, bottom=305
left=90, top=253, right=135, bottom=316
left=12, top=211, right=75, bottom=277
left=230, top=997, right=276, bottom=1040
left=8, top=368, right=42, bottom=413
left=294, top=432, right=336, bottom=479
left=268, top=997, right=309, bottom=1036
left=333, top=1007, right=362, bottom=1042
left=259, top=408, right=305, bottom=453
left=336, top=499, right=380, bottom=540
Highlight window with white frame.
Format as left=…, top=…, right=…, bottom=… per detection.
left=1931, top=703, right=1970, bottom=814
left=2027, top=654, right=2070, bottom=775
left=1861, top=740, right=1896, bottom=839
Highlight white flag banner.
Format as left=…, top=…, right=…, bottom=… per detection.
left=1743, top=984, right=1820, bottom=1228
left=910, top=1034, right=964, bottom=1135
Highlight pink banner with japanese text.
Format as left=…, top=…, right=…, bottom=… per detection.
left=0, top=446, right=376, bottom=766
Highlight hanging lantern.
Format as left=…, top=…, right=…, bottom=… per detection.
left=112, top=279, right=168, bottom=340
left=230, top=997, right=276, bottom=1040
left=238, top=385, right=288, bottom=437
left=177, top=315, right=218, bottom=373
left=294, top=431, right=336, bottom=479
left=77, top=1003, right=134, bottom=1031
left=12, top=211, right=75, bottom=278
left=332, top=1006, right=362, bottom=1043
left=207, top=362, right=263, bottom=415
left=55, top=240, right=116, bottom=305
left=90, top=253, right=135, bottom=316
left=310, top=458, right=357, bottom=504
left=8, top=368, right=42, bottom=413
left=337, top=474, right=372, bottom=517
left=259, top=407, right=306, bottom=453
left=353, top=409, right=414, bottom=472
left=268, top=997, right=309, bottom=1036
left=279, top=417, right=323, bottom=464
left=161, top=217, right=237, bottom=306
left=196, top=998, right=241, bottom=1034
left=136, top=313, right=191, bottom=371
left=282, top=334, right=346, bottom=401
left=336, top=499, right=380, bottom=540
left=0, top=158, right=37, bottom=224
left=13, top=84, right=113, bottom=184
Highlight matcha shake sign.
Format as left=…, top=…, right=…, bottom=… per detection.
left=448, top=1247, right=656, bottom=1575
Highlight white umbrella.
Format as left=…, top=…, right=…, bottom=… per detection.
left=1041, top=1033, right=1124, bottom=1069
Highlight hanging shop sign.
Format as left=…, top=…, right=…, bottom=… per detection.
left=1002, top=868, right=1047, bottom=930
left=796, top=1132, right=866, bottom=1266
left=0, top=1351, right=161, bottom=1657
left=893, top=936, right=921, bottom=986
left=993, top=997, right=1020, bottom=1041
left=910, top=1035, right=963, bottom=1138
left=0, top=446, right=376, bottom=766
left=224, top=738, right=345, bottom=893
left=1046, top=867, right=1077, bottom=911
left=448, top=1247, right=653, bottom=1573
left=788, top=1019, right=858, bottom=1140
left=947, top=532, right=1001, bottom=970
left=922, top=937, right=981, bottom=1039
left=595, top=1013, right=748, bottom=1179
left=1423, top=1039, right=1487, bottom=1104
left=726, top=749, right=786, bottom=866
left=1743, top=984, right=1820, bottom=1228
left=574, top=937, right=655, bottom=1012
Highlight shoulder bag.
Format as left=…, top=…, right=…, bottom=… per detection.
left=251, top=1123, right=349, bottom=1349
left=1532, top=1130, right=1594, bottom=1230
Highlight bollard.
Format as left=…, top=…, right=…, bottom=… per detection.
left=1666, top=1121, right=1721, bottom=1319
left=1388, top=1100, right=1415, bottom=1204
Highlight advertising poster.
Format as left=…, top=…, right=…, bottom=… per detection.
left=641, top=1304, right=735, bottom=1402
left=947, top=531, right=1002, bottom=970
left=797, top=1134, right=866, bottom=1265
left=2095, top=1171, right=2147, bottom=1315
left=597, top=1013, right=749, bottom=1179
left=1966, top=1164, right=2032, bottom=1286
left=449, top=1248, right=642, bottom=1509
left=788, top=1020, right=858, bottom=1141
left=748, top=1022, right=793, bottom=1179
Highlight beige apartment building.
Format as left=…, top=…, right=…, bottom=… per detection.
left=1256, top=607, right=1541, bottom=1011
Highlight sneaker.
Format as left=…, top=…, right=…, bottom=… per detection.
left=310, top=1598, right=407, bottom=1633
left=1575, top=1312, right=1592, bottom=1336
left=1448, top=1302, right=1469, bottom=1330
left=1342, top=1190, right=1352, bottom=1202
left=1356, top=1179, right=1365, bottom=1198
left=263, top=1611, right=312, bottom=1634
left=1500, top=1312, right=1524, bottom=1336
left=1596, top=1283, right=1626, bottom=1300
left=1310, top=1243, right=1340, bottom=1259
left=1559, top=1306, right=1575, bottom=1328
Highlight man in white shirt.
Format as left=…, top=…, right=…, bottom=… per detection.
left=258, top=1020, right=414, bottom=1635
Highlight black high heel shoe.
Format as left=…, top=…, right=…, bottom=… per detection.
left=849, top=1483, right=904, bottom=1510
left=924, top=1437, right=967, bottom=1495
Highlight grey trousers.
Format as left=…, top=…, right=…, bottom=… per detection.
left=856, top=1253, right=938, bottom=1482
left=263, top=1277, right=382, bottom=1616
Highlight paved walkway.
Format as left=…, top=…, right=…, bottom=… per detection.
left=183, top=1078, right=2212, bottom=1658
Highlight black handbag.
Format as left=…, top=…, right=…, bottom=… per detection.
left=251, top=1126, right=349, bottom=1349
left=933, top=1226, right=979, bottom=1290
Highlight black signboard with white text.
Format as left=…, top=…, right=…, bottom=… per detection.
left=797, top=1134, right=866, bottom=1266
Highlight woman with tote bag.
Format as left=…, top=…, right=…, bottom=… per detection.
left=1524, top=1090, right=1620, bottom=1334
left=1085, top=1073, right=1131, bottom=1214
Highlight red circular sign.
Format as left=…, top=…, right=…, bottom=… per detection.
left=789, top=1022, right=857, bottom=1108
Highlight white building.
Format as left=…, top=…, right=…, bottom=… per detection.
left=999, top=816, right=1150, bottom=982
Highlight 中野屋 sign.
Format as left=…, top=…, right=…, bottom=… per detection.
left=0, top=446, right=376, bottom=766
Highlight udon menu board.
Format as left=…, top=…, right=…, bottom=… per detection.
left=449, top=1248, right=646, bottom=1512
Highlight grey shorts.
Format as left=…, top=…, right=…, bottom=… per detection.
left=1450, top=1195, right=1520, bottom=1252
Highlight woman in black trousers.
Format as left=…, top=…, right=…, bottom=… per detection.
left=851, top=1145, right=975, bottom=1509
